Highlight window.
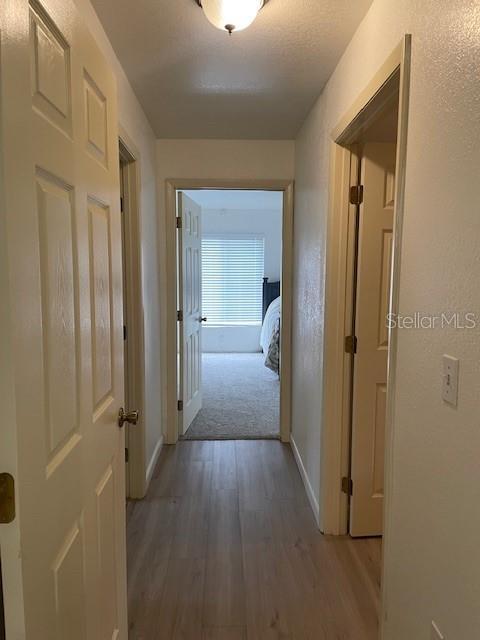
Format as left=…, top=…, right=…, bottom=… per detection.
left=202, top=234, right=265, bottom=325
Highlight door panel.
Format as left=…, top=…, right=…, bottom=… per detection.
left=89, top=199, right=114, bottom=413
left=178, top=193, right=203, bottom=434
left=0, top=0, right=127, bottom=637
left=30, top=2, right=72, bottom=136
left=36, top=172, right=79, bottom=457
left=51, top=523, right=87, bottom=640
left=350, top=142, right=396, bottom=537
left=84, top=71, right=108, bottom=166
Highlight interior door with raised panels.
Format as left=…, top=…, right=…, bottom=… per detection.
left=350, top=142, right=396, bottom=537
left=178, top=192, right=203, bottom=435
left=0, top=0, right=127, bottom=637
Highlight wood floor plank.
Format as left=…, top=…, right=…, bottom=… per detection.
left=203, top=466, right=246, bottom=628
left=127, top=497, right=179, bottom=639
left=203, top=628, right=246, bottom=640
left=152, top=557, right=206, bottom=640
left=127, top=440, right=382, bottom=640
left=212, top=440, right=238, bottom=492
left=202, top=549, right=246, bottom=628
left=235, top=440, right=273, bottom=511
left=240, top=535, right=294, bottom=639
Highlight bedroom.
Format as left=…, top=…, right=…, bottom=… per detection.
left=177, top=189, right=283, bottom=440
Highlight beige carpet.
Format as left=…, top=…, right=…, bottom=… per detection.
left=183, top=353, right=280, bottom=440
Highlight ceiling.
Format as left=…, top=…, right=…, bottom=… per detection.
left=184, top=189, right=283, bottom=210
left=91, top=0, right=373, bottom=139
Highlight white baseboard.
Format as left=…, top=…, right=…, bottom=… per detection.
left=146, top=435, right=164, bottom=489
left=290, top=434, right=320, bottom=527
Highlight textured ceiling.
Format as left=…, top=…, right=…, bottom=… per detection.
left=91, top=0, right=373, bottom=139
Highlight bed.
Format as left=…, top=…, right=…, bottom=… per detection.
left=260, top=278, right=281, bottom=375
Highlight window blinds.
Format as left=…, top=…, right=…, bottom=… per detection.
left=201, top=234, right=265, bottom=325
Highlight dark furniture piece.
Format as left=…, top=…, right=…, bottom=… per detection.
left=262, top=277, right=281, bottom=321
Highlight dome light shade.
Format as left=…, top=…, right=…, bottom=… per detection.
left=199, top=0, right=265, bottom=34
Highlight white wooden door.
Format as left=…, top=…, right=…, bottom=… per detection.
left=178, top=193, right=203, bottom=435
left=0, top=0, right=128, bottom=637
left=350, top=143, right=396, bottom=537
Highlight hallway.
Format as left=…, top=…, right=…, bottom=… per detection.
left=127, top=440, right=381, bottom=639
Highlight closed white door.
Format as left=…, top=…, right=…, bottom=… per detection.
left=0, top=0, right=128, bottom=637
left=350, top=143, right=396, bottom=537
left=178, top=192, right=203, bottom=434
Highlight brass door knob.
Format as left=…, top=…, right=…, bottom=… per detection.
left=118, top=408, right=139, bottom=428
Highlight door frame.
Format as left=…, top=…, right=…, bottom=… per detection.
left=164, top=179, right=294, bottom=444
left=320, top=35, right=411, bottom=536
left=0, top=553, right=5, bottom=640
left=0, top=3, right=28, bottom=629
left=119, top=132, right=147, bottom=499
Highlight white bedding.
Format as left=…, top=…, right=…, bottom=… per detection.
left=260, top=296, right=281, bottom=353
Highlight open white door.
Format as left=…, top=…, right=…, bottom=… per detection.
left=0, top=0, right=128, bottom=637
left=178, top=192, right=203, bottom=435
left=350, top=143, right=396, bottom=537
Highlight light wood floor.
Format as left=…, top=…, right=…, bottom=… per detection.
left=127, top=440, right=381, bottom=640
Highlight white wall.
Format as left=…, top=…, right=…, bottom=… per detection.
left=293, top=2, right=480, bottom=639
left=156, top=139, right=295, bottom=423
left=156, top=140, right=295, bottom=185
left=74, top=0, right=163, bottom=490
left=196, top=205, right=282, bottom=353
left=203, top=325, right=263, bottom=353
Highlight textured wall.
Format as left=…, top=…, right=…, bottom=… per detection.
left=291, top=101, right=327, bottom=519
left=293, top=1, right=480, bottom=638
left=74, top=0, right=163, bottom=486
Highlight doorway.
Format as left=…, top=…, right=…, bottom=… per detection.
left=119, top=138, right=145, bottom=499
left=164, top=180, right=294, bottom=445
left=349, top=136, right=398, bottom=537
left=333, top=75, right=401, bottom=539
left=342, top=77, right=401, bottom=539
left=321, top=36, right=411, bottom=548
left=177, top=189, right=284, bottom=440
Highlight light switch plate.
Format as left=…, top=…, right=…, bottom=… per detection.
left=431, top=620, right=445, bottom=639
left=442, top=355, right=459, bottom=406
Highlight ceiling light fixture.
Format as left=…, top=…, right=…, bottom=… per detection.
left=195, top=0, right=268, bottom=35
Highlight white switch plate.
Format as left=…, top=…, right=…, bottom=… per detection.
left=431, top=620, right=445, bottom=639
left=442, top=355, right=459, bottom=406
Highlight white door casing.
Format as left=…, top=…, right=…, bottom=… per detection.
left=350, top=143, right=396, bottom=537
left=178, top=192, right=203, bottom=435
left=0, top=0, right=127, bottom=637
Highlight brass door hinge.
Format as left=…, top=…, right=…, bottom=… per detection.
left=341, top=476, right=353, bottom=496
left=176, top=216, right=182, bottom=229
left=123, top=325, right=127, bottom=341
left=177, top=399, right=183, bottom=411
left=0, top=473, right=15, bottom=523
left=177, top=310, right=183, bottom=322
left=349, top=185, right=364, bottom=206
left=344, top=335, right=357, bottom=355
left=125, top=448, right=129, bottom=463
